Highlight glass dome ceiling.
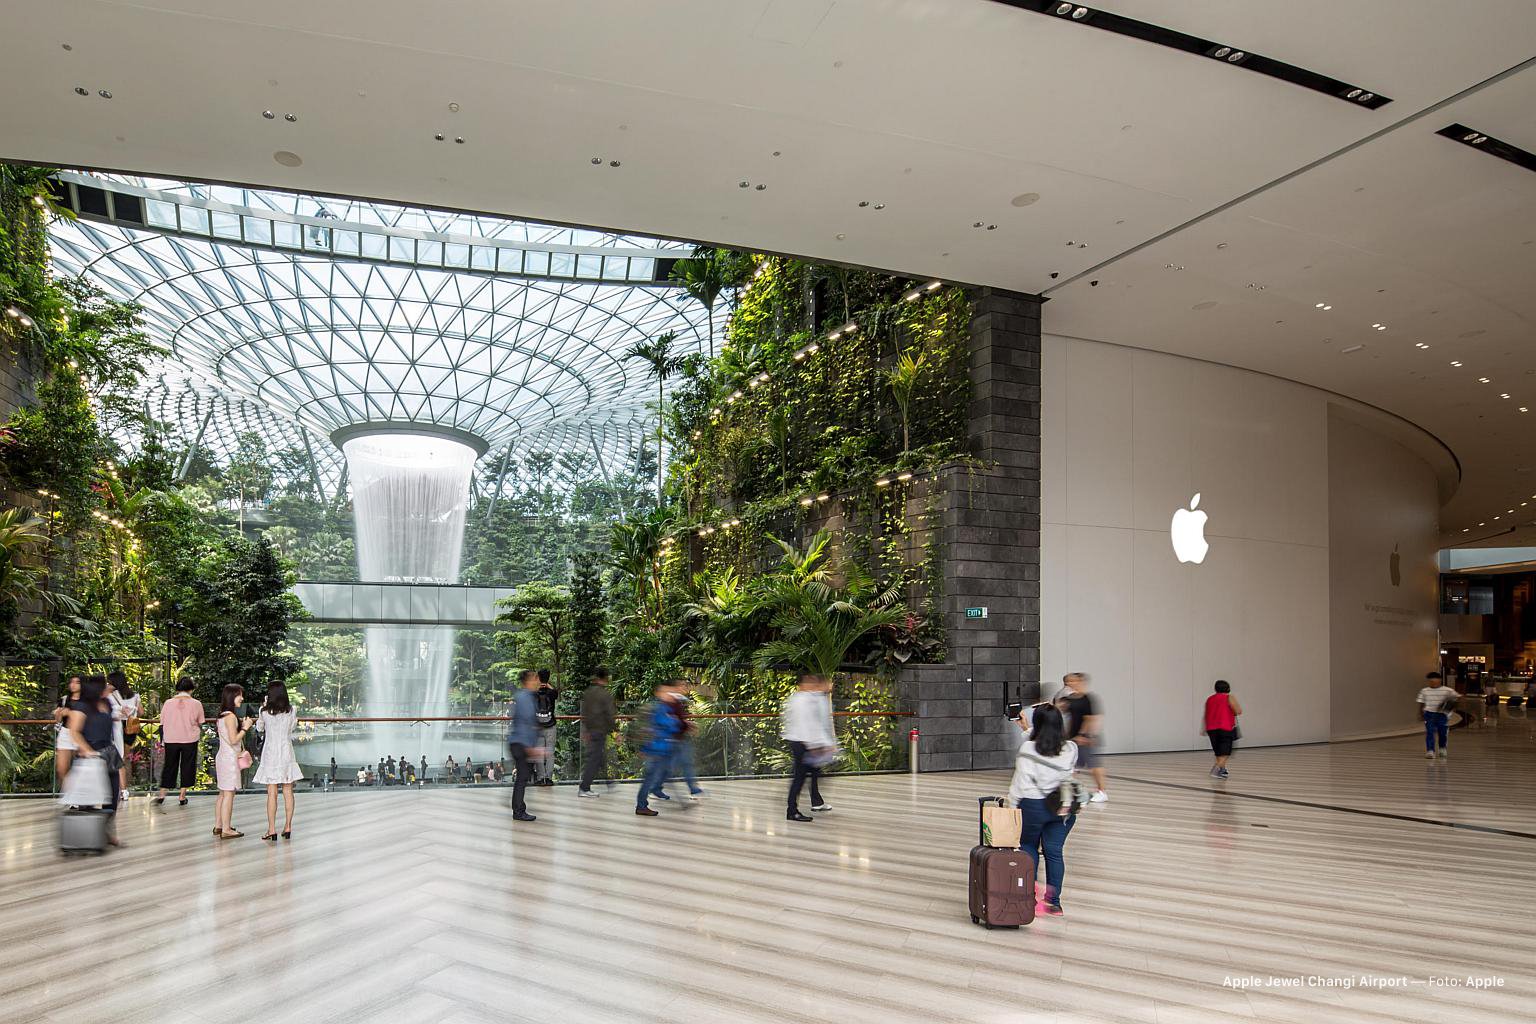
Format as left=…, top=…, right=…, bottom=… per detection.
left=47, top=171, right=711, bottom=490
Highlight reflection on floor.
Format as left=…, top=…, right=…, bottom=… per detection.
left=3, top=716, right=1535, bottom=1024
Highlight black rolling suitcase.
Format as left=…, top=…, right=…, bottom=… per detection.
left=969, top=796, right=1035, bottom=928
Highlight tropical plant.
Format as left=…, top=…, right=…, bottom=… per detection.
left=0, top=507, right=48, bottom=643
left=564, top=551, right=607, bottom=697
left=180, top=535, right=306, bottom=702
left=754, top=533, right=905, bottom=677
left=626, top=331, right=683, bottom=503
left=494, top=580, right=572, bottom=684
left=671, top=247, right=748, bottom=358
left=608, top=509, right=675, bottom=630
left=681, top=566, right=769, bottom=682
left=886, top=350, right=929, bottom=454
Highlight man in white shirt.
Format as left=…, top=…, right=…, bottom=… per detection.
left=781, top=674, right=837, bottom=822
left=1417, top=671, right=1459, bottom=760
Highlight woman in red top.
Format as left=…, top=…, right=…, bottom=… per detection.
left=1201, top=680, right=1242, bottom=779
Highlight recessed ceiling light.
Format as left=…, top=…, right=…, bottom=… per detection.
left=1478, top=377, right=1491, bottom=383
left=283, top=113, right=296, bottom=122
left=755, top=183, right=766, bottom=190
left=1011, top=192, right=1040, bottom=207
left=739, top=181, right=750, bottom=189
left=1415, top=342, right=1430, bottom=349
left=1372, top=323, right=1386, bottom=330
left=1501, top=393, right=1511, bottom=399
left=73, top=86, right=88, bottom=96
left=1450, top=360, right=1462, bottom=367
left=273, top=150, right=303, bottom=167
left=1521, top=407, right=1530, bottom=413
left=1479, top=522, right=1486, bottom=526
left=262, top=110, right=275, bottom=119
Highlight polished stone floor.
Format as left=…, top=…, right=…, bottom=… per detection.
left=3, top=715, right=1535, bottom=1024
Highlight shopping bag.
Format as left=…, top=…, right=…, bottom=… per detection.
left=980, top=797, right=1022, bottom=848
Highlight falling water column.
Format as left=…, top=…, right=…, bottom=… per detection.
left=340, top=430, right=479, bottom=765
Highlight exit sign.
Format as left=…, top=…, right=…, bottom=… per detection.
left=965, top=606, right=989, bottom=619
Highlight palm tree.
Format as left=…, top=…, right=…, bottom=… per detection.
left=753, top=533, right=904, bottom=677
left=681, top=567, right=767, bottom=684
left=626, top=332, right=682, bottom=504
left=672, top=247, right=746, bottom=358
left=886, top=350, right=928, bottom=454
left=0, top=507, right=48, bottom=618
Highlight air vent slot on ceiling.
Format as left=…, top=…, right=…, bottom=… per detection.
left=993, top=2, right=1391, bottom=108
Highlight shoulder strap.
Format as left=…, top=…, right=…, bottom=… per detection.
left=1018, top=745, right=1077, bottom=771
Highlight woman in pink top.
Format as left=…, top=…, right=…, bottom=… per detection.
left=155, top=677, right=206, bottom=806
left=1200, top=680, right=1243, bottom=779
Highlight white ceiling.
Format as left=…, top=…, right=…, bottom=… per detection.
left=3, top=0, right=1536, bottom=543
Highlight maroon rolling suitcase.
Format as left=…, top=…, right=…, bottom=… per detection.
left=969, top=796, right=1035, bottom=928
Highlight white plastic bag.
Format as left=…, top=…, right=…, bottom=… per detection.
left=60, top=756, right=112, bottom=807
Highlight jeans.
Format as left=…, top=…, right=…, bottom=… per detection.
left=160, top=741, right=198, bottom=790
left=1017, top=797, right=1076, bottom=907
left=636, top=750, right=672, bottom=810
left=507, top=743, right=532, bottom=815
left=786, top=741, right=824, bottom=812
left=1424, top=711, right=1449, bottom=751
left=658, top=739, right=702, bottom=796
left=536, top=726, right=557, bottom=782
left=579, top=733, right=608, bottom=792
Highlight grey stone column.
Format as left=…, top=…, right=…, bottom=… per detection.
left=902, top=288, right=1041, bottom=770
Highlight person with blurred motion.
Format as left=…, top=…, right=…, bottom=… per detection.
left=1056, top=672, right=1107, bottom=803
left=635, top=680, right=682, bottom=817
left=52, top=674, right=83, bottom=784
left=655, top=678, right=706, bottom=804
left=1008, top=702, right=1080, bottom=916
left=61, top=674, right=123, bottom=846
left=253, top=681, right=304, bottom=840
left=107, top=670, right=140, bottom=803
left=328, top=756, right=338, bottom=784
left=155, top=676, right=205, bottom=806
left=1201, top=680, right=1243, bottom=779
left=578, top=665, right=617, bottom=798
left=419, top=754, right=427, bottom=781
left=782, top=674, right=838, bottom=822
left=1418, top=671, right=1459, bottom=760
left=213, top=684, right=253, bottom=839
left=534, top=668, right=559, bottom=785
left=507, top=669, right=545, bottom=821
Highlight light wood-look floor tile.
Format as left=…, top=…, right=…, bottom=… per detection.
left=3, top=724, right=1534, bottom=1023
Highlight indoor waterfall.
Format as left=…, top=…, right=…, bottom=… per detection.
left=336, top=431, right=477, bottom=770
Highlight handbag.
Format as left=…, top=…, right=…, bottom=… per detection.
left=125, top=710, right=141, bottom=736
left=237, top=750, right=253, bottom=770
left=1018, top=746, right=1092, bottom=815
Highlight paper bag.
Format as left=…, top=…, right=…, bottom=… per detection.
left=981, top=800, right=1022, bottom=847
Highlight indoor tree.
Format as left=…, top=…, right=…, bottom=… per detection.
left=886, top=350, right=928, bottom=454
left=494, top=580, right=571, bottom=684
left=625, top=331, right=682, bottom=504
left=671, top=246, right=748, bottom=359
left=564, top=551, right=607, bottom=699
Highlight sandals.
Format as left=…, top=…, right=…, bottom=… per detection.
left=261, top=833, right=278, bottom=842
left=282, top=830, right=292, bottom=840
left=216, top=829, right=244, bottom=839
left=178, top=798, right=188, bottom=807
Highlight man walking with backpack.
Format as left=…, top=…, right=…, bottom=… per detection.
left=533, top=668, right=559, bottom=785
left=578, top=666, right=617, bottom=797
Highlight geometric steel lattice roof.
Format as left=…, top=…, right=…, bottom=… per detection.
left=47, top=172, right=711, bottom=487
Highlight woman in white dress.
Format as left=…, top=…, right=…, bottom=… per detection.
left=252, top=681, right=305, bottom=841
left=107, top=670, right=141, bottom=802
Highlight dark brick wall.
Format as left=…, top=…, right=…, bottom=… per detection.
left=900, top=288, right=1041, bottom=770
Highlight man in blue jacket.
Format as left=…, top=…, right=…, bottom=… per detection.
left=507, top=669, right=546, bottom=822
left=635, top=680, right=681, bottom=817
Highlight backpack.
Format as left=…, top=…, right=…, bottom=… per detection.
left=534, top=687, right=557, bottom=728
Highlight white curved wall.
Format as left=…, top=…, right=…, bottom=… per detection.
left=1040, top=335, right=1441, bottom=752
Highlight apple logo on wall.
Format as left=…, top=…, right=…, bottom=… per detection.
left=1390, top=543, right=1401, bottom=587
left=1171, top=493, right=1209, bottom=564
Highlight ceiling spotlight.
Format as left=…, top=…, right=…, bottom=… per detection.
left=1227, top=51, right=1245, bottom=62
left=74, top=86, right=88, bottom=96
left=1071, top=6, right=1089, bottom=19
left=873, top=202, right=883, bottom=209
left=436, top=133, right=446, bottom=141
left=903, top=289, right=921, bottom=302
left=816, top=493, right=831, bottom=502
left=1478, top=377, right=1490, bottom=383
left=897, top=472, right=914, bottom=482
left=875, top=478, right=891, bottom=487
left=590, top=156, right=601, bottom=164
left=283, top=112, right=296, bottom=122
left=1372, top=323, right=1386, bottom=330
left=925, top=281, right=942, bottom=291
left=262, top=110, right=275, bottom=119
left=1521, top=407, right=1530, bottom=413
left=1348, top=89, right=1363, bottom=99
left=98, top=90, right=112, bottom=99
left=799, top=497, right=814, bottom=507
left=1463, top=130, right=1480, bottom=142
left=739, top=181, right=750, bottom=188
left=858, top=201, right=869, bottom=208
left=1359, top=93, right=1375, bottom=103
left=1451, top=361, right=1462, bottom=367
left=986, top=224, right=997, bottom=230
left=755, top=183, right=766, bottom=190
left=609, top=159, right=619, bottom=166
left=1055, top=2, right=1072, bottom=12
left=1213, top=46, right=1231, bottom=58
left=456, top=137, right=466, bottom=144
left=1414, top=342, right=1429, bottom=349
left=1501, top=393, right=1511, bottom=399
